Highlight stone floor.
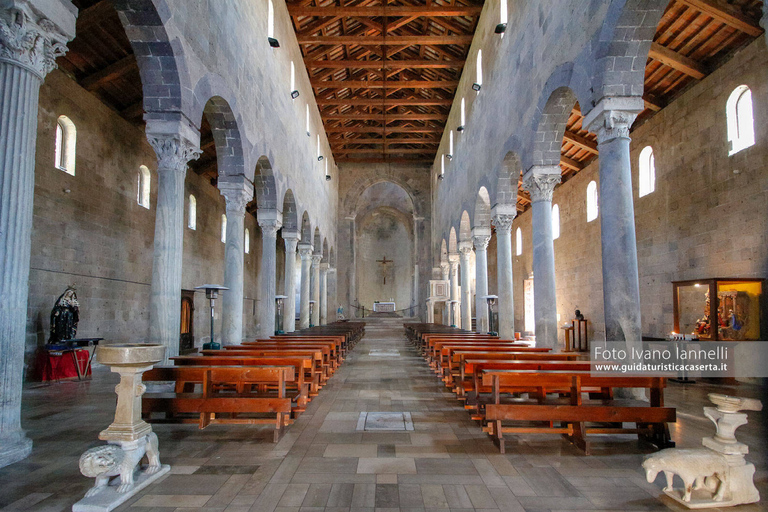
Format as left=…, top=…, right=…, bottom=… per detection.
left=1, top=319, right=767, bottom=512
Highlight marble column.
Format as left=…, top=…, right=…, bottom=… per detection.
left=458, top=242, right=473, bottom=331
left=0, top=0, right=75, bottom=469
left=584, top=97, right=644, bottom=348
left=319, top=263, right=329, bottom=325
left=220, top=180, right=253, bottom=344
left=327, top=267, right=337, bottom=321
left=448, top=254, right=460, bottom=327
left=441, top=262, right=451, bottom=325
left=346, top=216, right=357, bottom=313
left=426, top=300, right=435, bottom=323
left=491, top=205, right=517, bottom=339
left=282, top=231, right=300, bottom=332
left=472, top=228, right=491, bottom=334
left=298, top=243, right=313, bottom=329
left=522, top=166, right=561, bottom=349
left=257, top=210, right=282, bottom=338
left=412, top=216, right=423, bottom=316
left=311, top=254, right=322, bottom=326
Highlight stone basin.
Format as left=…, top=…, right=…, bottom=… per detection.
left=96, top=343, right=166, bottom=367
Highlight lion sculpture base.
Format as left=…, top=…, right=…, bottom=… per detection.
left=73, top=433, right=170, bottom=512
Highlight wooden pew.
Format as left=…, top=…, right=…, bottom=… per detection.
left=481, top=370, right=675, bottom=454
left=142, top=366, right=295, bottom=441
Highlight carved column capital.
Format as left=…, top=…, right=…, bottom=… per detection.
left=298, top=243, right=313, bottom=259
left=311, top=254, right=322, bottom=268
left=583, top=96, right=644, bottom=144
left=147, top=134, right=202, bottom=174
left=319, top=262, right=329, bottom=273
left=0, top=2, right=75, bottom=80
left=439, top=261, right=449, bottom=274
left=448, top=254, right=459, bottom=274
left=258, top=218, right=281, bottom=238
left=472, top=235, right=490, bottom=251
left=219, top=181, right=254, bottom=216
left=458, top=241, right=473, bottom=258
left=282, top=229, right=301, bottom=243
left=491, top=214, right=515, bottom=233
left=522, top=167, right=561, bottom=203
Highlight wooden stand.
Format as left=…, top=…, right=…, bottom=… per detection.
left=564, top=319, right=588, bottom=352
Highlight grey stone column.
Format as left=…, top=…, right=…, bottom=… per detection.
left=448, top=254, right=460, bottom=327
left=762, top=3, right=767, bottom=47
left=327, top=267, right=337, bottom=321
left=440, top=262, right=450, bottom=325
left=319, top=263, right=329, bottom=325
left=298, top=243, right=313, bottom=329
left=220, top=180, right=253, bottom=344
left=346, top=216, right=357, bottom=313
left=492, top=206, right=517, bottom=339
left=426, top=300, right=435, bottom=323
left=584, top=97, right=644, bottom=348
left=0, top=0, right=75, bottom=469
left=311, top=254, right=322, bottom=326
left=412, top=216, right=423, bottom=315
left=522, top=166, right=561, bottom=349
left=472, top=228, right=491, bottom=333
left=459, top=242, right=473, bottom=331
left=282, top=231, right=300, bottom=332
left=257, top=210, right=282, bottom=338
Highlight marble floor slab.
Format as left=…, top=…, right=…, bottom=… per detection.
left=1, top=317, right=766, bottom=512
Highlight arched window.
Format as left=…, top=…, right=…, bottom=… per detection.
left=727, top=85, right=755, bottom=155
left=439, top=154, right=445, bottom=179
left=317, top=134, right=321, bottom=159
left=244, top=228, right=250, bottom=253
left=500, top=0, right=507, bottom=28
left=267, top=0, right=275, bottom=39
left=290, top=61, right=297, bottom=98
left=476, top=49, right=483, bottom=88
left=221, top=214, right=227, bottom=243
left=551, top=204, right=560, bottom=240
left=188, top=194, right=197, bottom=230
left=137, top=166, right=150, bottom=208
left=586, top=180, right=598, bottom=222
left=515, top=227, right=522, bottom=256
left=460, top=97, right=466, bottom=128
left=55, top=115, right=76, bottom=175
left=638, top=146, right=655, bottom=197
left=305, top=103, right=310, bottom=135
left=448, top=130, right=454, bottom=157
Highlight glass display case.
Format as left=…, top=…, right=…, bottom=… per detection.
left=672, top=278, right=764, bottom=341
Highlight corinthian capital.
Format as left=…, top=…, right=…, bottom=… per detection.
left=311, top=254, right=322, bottom=267
left=583, top=96, right=644, bottom=144
left=0, top=3, right=74, bottom=79
left=220, top=180, right=254, bottom=215
left=522, top=167, right=561, bottom=203
left=148, top=134, right=202, bottom=173
left=298, top=243, right=313, bottom=259
left=258, top=218, right=281, bottom=238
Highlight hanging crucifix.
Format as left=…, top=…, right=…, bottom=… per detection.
left=376, top=256, right=393, bottom=285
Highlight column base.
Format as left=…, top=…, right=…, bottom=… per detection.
left=0, top=431, right=33, bottom=468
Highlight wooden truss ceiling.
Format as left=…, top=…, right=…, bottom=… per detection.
left=288, top=0, right=483, bottom=164
left=514, top=0, right=764, bottom=214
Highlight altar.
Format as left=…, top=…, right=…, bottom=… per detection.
left=373, top=302, right=396, bottom=313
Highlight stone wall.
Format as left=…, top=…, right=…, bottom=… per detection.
left=500, top=38, right=768, bottom=344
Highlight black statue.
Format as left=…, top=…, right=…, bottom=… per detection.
left=574, top=309, right=584, bottom=321
left=49, top=286, right=80, bottom=343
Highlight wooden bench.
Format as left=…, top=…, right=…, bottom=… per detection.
left=481, top=370, right=675, bottom=454
left=142, top=366, right=295, bottom=441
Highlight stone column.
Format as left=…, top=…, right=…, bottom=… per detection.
left=426, top=300, right=435, bottom=323
left=458, top=242, right=473, bottom=331
left=522, top=166, right=561, bottom=349
left=220, top=180, right=253, bottom=344
left=0, top=0, right=75, bottom=469
left=257, top=210, right=282, bottom=338
left=584, top=97, right=644, bottom=348
left=346, top=216, right=357, bottom=313
left=472, top=228, right=491, bottom=333
left=441, top=261, right=451, bottom=325
left=491, top=205, right=517, bottom=339
left=412, top=216, right=423, bottom=316
left=282, top=231, right=300, bottom=332
left=448, top=254, right=460, bottom=327
left=311, top=254, right=322, bottom=326
left=762, top=3, right=767, bottom=47
left=327, top=267, right=337, bottom=321
left=319, top=263, right=329, bottom=325
left=298, top=243, right=313, bottom=329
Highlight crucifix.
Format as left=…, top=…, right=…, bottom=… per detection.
left=376, top=256, right=393, bottom=284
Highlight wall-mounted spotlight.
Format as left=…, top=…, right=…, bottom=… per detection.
left=437, top=174, right=445, bottom=180
left=325, top=174, right=332, bottom=181
left=291, top=90, right=300, bottom=100
left=318, top=155, right=324, bottom=161
left=268, top=37, right=280, bottom=48
left=457, top=125, right=465, bottom=132
left=495, top=23, right=507, bottom=34
left=446, top=154, right=453, bottom=161
left=472, top=83, right=481, bottom=92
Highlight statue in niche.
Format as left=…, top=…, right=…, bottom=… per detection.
left=49, top=286, right=79, bottom=343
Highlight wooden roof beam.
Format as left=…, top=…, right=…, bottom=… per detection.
left=311, top=80, right=458, bottom=89
left=676, top=0, right=762, bottom=37
left=306, top=60, right=463, bottom=68
left=80, top=55, right=137, bottom=91
left=560, top=155, right=584, bottom=172
left=324, top=126, right=443, bottom=133
left=336, top=148, right=434, bottom=155
left=323, top=113, right=447, bottom=120
left=336, top=157, right=434, bottom=163
left=287, top=5, right=484, bottom=16
left=330, top=137, right=440, bottom=144
left=563, top=131, right=598, bottom=155
left=297, top=35, right=474, bottom=45
left=647, top=42, right=707, bottom=80
left=318, top=98, right=452, bottom=106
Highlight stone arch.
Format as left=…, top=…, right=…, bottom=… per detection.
left=313, top=227, right=322, bottom=254
left=459, top=211, right=472, bottom=242
left=329, top=247, right=335, bottom=267
left=496, top=152, right=523, bottom=208
left=342, top=175, right=420, bottom=218
left=200, top=96, right=245, bottom=178
left=322, top=238, right=329, bottom=261
left=353, top=181, right=414, bottom=219
left=474, top=188, right=491, bottom=229
left=282, top=190, right=298, bottom=231
left=440, top=239, right=448, bottom=263
left=113, top=0, right=189, bottom=119
left=592, top=0, right=669, bottom=103
left=531, top=84, right=579, bottom=169
left=300, top=211, right=312, bottom=244
left=448, top=227, right=458, bottom=254
left=254, top=156, right=278, bottom=210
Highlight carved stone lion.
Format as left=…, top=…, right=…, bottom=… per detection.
left=643, top=448, right=729, bottom=503
left=79, top=433, right=161, bottom=497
